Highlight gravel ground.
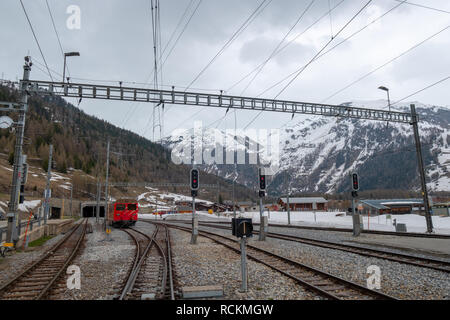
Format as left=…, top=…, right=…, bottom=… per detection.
left=49, top=218, right=136, bottom=300
left=195, top=224, right=450, bottom=300
left=164, top=218, right=450, bottom=262
left=170, top=226, right=318, bottom=300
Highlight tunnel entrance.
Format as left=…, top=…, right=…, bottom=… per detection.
left=82, top=205, right=105, bottom=218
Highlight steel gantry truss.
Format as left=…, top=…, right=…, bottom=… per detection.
left=24, top=80, right=414, bottom=123
left=2, top=58, right=433, bottom=245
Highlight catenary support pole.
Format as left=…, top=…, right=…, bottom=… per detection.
left=104, top=139, right=110, bottom=230
left=410, top=104, right=433, bottom=233
left=6, top=57, right=30, bottom=245
left=96, top=178, right=100, bottom=223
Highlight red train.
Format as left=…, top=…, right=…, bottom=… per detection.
left=109, top=199, right=138, bottom=228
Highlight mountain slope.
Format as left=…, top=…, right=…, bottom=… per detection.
left=164, top=100, right=450, bottom=195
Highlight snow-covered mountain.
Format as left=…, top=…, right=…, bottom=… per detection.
left=164, top=100, right=450, bottom=195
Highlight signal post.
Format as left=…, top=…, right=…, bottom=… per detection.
left=351, top=173, right=361, bottom=236
left=190, top=168, right=199, bottom=244
left=258, top=168, right=267, bottom=241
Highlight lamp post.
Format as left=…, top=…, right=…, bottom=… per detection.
left=378, top=86, right=390, bottom=127
left=63, top=52, right=80, bottom=83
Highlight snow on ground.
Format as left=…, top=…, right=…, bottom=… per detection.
left=50, top=172, right=69, bottom=181
left=145, top=210, right=450, bottom=235
left=18, top=199, right=41, bottom=212
left=1, top=166, right=13, bottom=172
left=236, top=211, right=450, bottom=235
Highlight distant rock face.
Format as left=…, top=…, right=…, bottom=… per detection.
left=163, top=100, right=450, bottom=195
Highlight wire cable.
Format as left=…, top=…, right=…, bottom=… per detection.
left=45, top=0, right=68, bottom=81
left=273, top=0, right=373, bottom=99
left=240, top=0, right=316, bottom=95
left=227, top=0, right=346, bottom=93
left=184, top=0, right=273, bottom=91
left=322, top=24, right=450, bottom=103
left=19, top=0, right=54, bottom=82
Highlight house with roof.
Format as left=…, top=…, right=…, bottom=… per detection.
left=359, top=199, right=424, bottom=215
left=277, top=197, right=328, bottom=211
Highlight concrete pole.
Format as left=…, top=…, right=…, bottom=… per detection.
left=6, top=58, right=30, bottom=245
left=239, top=236, right=248, bottom=292
left=287, top=193, right=291, bottom=225
left=104, top=139, right=110, bottom=230
left=410, top=104, right=433, bottom=233
left=352, top=197, right=360, bottom=236
left=258, top=197, right=265, bottom=241
left=43, top=144, right=53, bottom=225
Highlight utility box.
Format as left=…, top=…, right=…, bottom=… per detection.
left=232, top=218, right=253, bottom=238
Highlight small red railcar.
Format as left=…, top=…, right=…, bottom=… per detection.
left=109, top=199, right=138, bottom=228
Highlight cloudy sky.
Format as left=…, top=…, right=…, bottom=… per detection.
left=1, top=0, right=449, bottom=141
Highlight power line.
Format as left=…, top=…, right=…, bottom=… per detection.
left=394, top=0, right=450, bottom=14
left=19, top=0, right=54, bottom=82
left=161, top=0, right=203, bottom=70
left=273, top=0, right=373, bottom=99
left=226, top=0, right=346, bottom=93
left=386, top=75, right=450, bottom=108
left=244, top=0, right=373, bottom=129
left=322, top=24, right=450, bottom=103
left=184, top=0, right=273, bottom=91
left=256, top=0, right=406, bottom=102
left=45, top=0, right=68, bottom=81
left=240, top=0, right=316, bottom=95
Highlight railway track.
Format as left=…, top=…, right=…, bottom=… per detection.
left=0, top=219, right=88, bottom=300
left=172, top=219, right=450, bottom=239
left=152, top=221, right=396, bottom=300
left=120, top=224, right=175, bottom=300
left=185, top=221, right=450, bottom=273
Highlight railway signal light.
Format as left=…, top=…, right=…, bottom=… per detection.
left=259, top=168, right=266, bottom=191
left=351, top=173, right=359, bottom=191
left=190, top=168, right=199, bottom=191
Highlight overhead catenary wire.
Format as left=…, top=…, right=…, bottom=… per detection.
left=383, top=75, right=450, bottom=109
left=227, top=0, right=346, bottom=93
left=184, top=0, right=273, bottom=91
left=19, top=0, right=54, bottom=82
left=255, top=0, right=406, bottom=98
left=322, top=24, right=450, bottom=103
left=45, top=0, right=69, bottom=81
left=273, top=0, right=373, bottom=99
left=243, top=0, right=374, bottom=129
left=240, top=0, right=316, bottom=96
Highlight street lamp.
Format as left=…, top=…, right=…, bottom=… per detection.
left=378, top=86, right=391, bottom=127
left=63, top=52, right=80, bottom=83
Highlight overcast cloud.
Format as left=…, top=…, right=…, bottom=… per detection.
left=0, top=0, right=449, bottom=140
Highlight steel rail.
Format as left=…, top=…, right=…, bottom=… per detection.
left=168, top=219, right=450, bottom=239
left=151, top=221, right=396, bottom=300
left=0, top=219, right=88, bottom=299
left=189, top=221, right=450, bottom=273
left=120, top=227, right=158, bottom=300
left=120, top=225, right=171, bottom=300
